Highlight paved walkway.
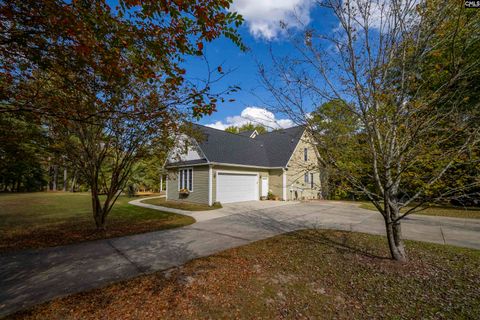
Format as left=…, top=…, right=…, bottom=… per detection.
left=128, top=196, right=299, bottom=221
left=1, top=201, right=479, bottom=317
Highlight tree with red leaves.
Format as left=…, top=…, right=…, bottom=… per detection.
left=0, top=0, right=244, bottom=230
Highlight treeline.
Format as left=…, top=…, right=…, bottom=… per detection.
left=311, top=100, right=480, bottom=207
left=0, top=112, right=165, bottom=193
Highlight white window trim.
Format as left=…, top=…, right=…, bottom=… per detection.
left=178, top=167, right=194, bottom=192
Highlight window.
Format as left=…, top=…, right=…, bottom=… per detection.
left=304, top=172, right=309, bottom=183
left=310, top=173, right=314, bottom=188
left=304, top=148, right=308, bottom=161
left=179, top=168, right=193, bottom=191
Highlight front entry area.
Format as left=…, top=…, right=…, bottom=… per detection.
left=216, top=172, right=258, bottom=204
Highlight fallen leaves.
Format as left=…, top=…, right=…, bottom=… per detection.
left=12, top=230, right=480, bottom=319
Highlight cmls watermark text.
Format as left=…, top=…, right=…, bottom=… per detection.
left=465, top=1, right=480, bottom=7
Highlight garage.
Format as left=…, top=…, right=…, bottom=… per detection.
left=216, top=172, right=258, bottom=203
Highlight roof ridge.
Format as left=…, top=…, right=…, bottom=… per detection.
left=193, top=123, right=263, bottom=142
left=255, top=124, right=305, bottom=136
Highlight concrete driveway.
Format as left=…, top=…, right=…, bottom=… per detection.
left=1, top=200, right=479, bottom=317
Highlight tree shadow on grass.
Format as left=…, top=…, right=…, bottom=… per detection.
left=286, top=230, right=392, bottom=261
left=221, top=208, right=392, bottom=261
left=203, top=208, right=393, bottom=262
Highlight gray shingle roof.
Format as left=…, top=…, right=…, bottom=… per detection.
left=254, top=126, right=305, bottom=167
left=166, top=124, right=305, bottom=168
left=237, top=130, right=255, bottom=137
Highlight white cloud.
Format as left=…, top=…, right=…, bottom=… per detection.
left=206, top=107, right=294, bottom=131
left=231, top=0, right=314, bottom=40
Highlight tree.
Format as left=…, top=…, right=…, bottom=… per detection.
left=1, top=0, right=244, bottom=230
left=240, top=123, right=267, bottom=134
left=225, top=126, right=239, bottom=133
left=0, top=113, right=48, bottom=191
left=260, top=0, right=480, bottom=261
left=127, top=146, right=170, bottom=193
left=225, top=123, right=268, bottom=134
left=310, top=99, right=364, bottom=199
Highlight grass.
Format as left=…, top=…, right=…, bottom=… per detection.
left=141, top=196, right=222, bottom=211
left=12, top=230, right=480, bottom=319
left=358, top=201, right=480, bottom=219
left=0, top=192, right=195, bottom=252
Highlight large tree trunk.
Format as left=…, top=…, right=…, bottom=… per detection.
left=91, top=187, right=107, bottom=231
left=385, top=221, right=407, bottom=261
left=384, top=201, right=407, bottom=261
left=90, top=186, right=118, bottom=231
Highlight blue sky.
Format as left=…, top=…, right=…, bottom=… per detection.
left=109, top=0, right=389, bottom=130
left=183, top=1, right=339, bottom=130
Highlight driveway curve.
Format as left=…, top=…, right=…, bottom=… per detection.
left=1, top=200, right=479, bottom=317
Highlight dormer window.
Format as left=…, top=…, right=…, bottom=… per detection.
left=304, top=148, right=308, bottom=161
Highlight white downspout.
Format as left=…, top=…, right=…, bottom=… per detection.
left=208, top=166, right=213, bottom=206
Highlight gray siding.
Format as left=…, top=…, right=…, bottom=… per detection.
left=166, top=166, right=209, bottom=204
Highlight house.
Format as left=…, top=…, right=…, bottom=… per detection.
left=164, top=124, right=322, bottom=205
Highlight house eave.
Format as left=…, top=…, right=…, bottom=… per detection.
left=164, top=162, right=211, bottom=169
left=165, top=161, right=284, bottom=170
left=210, top=162, right=284, bottom=170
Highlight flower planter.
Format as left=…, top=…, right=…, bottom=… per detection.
left=179, top=189, right=190, bottom=198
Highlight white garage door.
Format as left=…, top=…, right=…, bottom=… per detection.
left=216, top=172, right=258, bottom=204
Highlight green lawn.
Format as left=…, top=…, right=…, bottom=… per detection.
left=141, top=196, right=222, bottom=211
left=359, top=201, right=480, bottom=219
left=0, top=192, right=194, bottom=252
left=13, top=230, right=480, bottom=319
